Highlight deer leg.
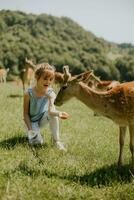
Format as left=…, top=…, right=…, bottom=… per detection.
left=118, top=126, right=127, bottom=166
left=3, top=76, right=6, bottom=83
left=22, top=82, right=25, bottom=93
left=29, top=80, right=31, bottom=87
left=28, top=80, right=30, bottom=87
left=129, top=124, right=134, bottom=174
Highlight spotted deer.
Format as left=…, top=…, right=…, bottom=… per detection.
left=0, top=68, right=9, bottom=83
left=84, top=72, right=120, bottom=91
left=94, top=80, right=120, bottom=91
left=55, top=71, right=134, bottom=174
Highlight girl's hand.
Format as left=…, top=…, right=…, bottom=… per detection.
left=59, top=112, right=69, bottom=119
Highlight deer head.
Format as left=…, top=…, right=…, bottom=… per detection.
left=55, top=71, right=92, bottom=106
left=25, top=58, right=36, bottom=69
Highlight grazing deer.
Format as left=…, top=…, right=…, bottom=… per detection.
left=20, top=58, right=36, bottom=92
left=0, top=68, right=9, bottom=83
left=55, top=71, right=134, bottom=174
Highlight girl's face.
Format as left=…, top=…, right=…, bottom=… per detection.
left=37, top=70, right=54, bottom=89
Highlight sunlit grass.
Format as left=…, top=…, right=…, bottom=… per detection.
left=0, top=83, right=134, bottom=200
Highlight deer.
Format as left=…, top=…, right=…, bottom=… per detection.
left=20, top=58, right=36, bottom=92
left=20, top=58, right=72, bottom=92
left=0, top=68, right=9, bottom=83
left=93, top=80, right=120, bottom=91
left=54, top=70, right=134, bottom=174
left=83, top=72, right=120, bottom=91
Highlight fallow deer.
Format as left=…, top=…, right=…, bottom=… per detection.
left=55, top=71, right=134, bottom=174
left=95, top=80, right=120, bottom=91
left=0, top=68, right=9, bottom=83
left=20, top=58, right=36, bottom=92
left=84, top=72, right=120, bottom=91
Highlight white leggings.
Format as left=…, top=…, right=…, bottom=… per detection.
left=26, top=113, right=60, bottom=142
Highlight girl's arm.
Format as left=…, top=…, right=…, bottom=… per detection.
left=23, top=92, right=32, bottom=130
left=48, top=91, right=69, bottom=119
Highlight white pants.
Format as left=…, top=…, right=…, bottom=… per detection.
left=26, top=113, right=60, bottom=143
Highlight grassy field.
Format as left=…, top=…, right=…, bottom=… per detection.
left=0, top=83, right=134, bottom=200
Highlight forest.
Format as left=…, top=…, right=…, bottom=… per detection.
left=0, top=9, right=134, bottom=81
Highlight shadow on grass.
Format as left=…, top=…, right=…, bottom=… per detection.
left=0, top=136, right=27, bottom=149
left=16, top=161, right=132, bottom=186
left=1, top=137, right=132, bottom=186
left=67, top=164, right=131, bottom=186
left=0, top=136, right=47, bottom=150
left=7, top=94, right=23, bottom=98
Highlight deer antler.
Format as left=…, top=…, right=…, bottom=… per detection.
left=82, top=71, right=102, bottom=88
left=89, top=72, right=101, bottom=83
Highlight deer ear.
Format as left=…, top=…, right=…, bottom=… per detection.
left=63, top=65, right=69, bottom=73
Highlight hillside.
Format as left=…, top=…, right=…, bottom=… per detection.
left=0, top=10, right=134, bottom=81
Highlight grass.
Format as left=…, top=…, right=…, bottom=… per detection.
left=0, top=83, right=134, bottom=200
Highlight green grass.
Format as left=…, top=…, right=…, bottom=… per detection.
left=0, top=83, right=134, bottom=200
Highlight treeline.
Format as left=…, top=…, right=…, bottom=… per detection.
left=0, top=10, right=134, bottom=81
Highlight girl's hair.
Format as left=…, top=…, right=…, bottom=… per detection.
left=35, top=63, right=55, bottom=80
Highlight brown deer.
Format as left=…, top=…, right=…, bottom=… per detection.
left=20, top=59, right=72, bottom=92
left=0, top=68, right=9, bottom=83
left=94, top=80, right=120, bottom=90
left=55, top=71, right=134, bottom=174
left=20, top=58, right=36, bottom=92
left=84, top=72, right=120, bottom=91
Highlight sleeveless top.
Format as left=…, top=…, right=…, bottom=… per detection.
left=28, top=87, right=53, bottom=122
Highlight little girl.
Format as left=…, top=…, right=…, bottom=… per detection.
left=23, top=63, right=69, bottom=150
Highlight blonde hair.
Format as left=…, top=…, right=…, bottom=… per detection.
left=35, top=63, right=55, bottom=80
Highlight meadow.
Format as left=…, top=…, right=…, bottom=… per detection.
left=0, top=83, right=134, bottom=200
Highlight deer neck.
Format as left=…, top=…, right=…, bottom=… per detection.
left=76, top=82, right=128, bottom=124
left=76, top=83, right=104, bottom=109
left=76, top=82, right=118, bottom=119
left=25, top=63, right=36, bottom=70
